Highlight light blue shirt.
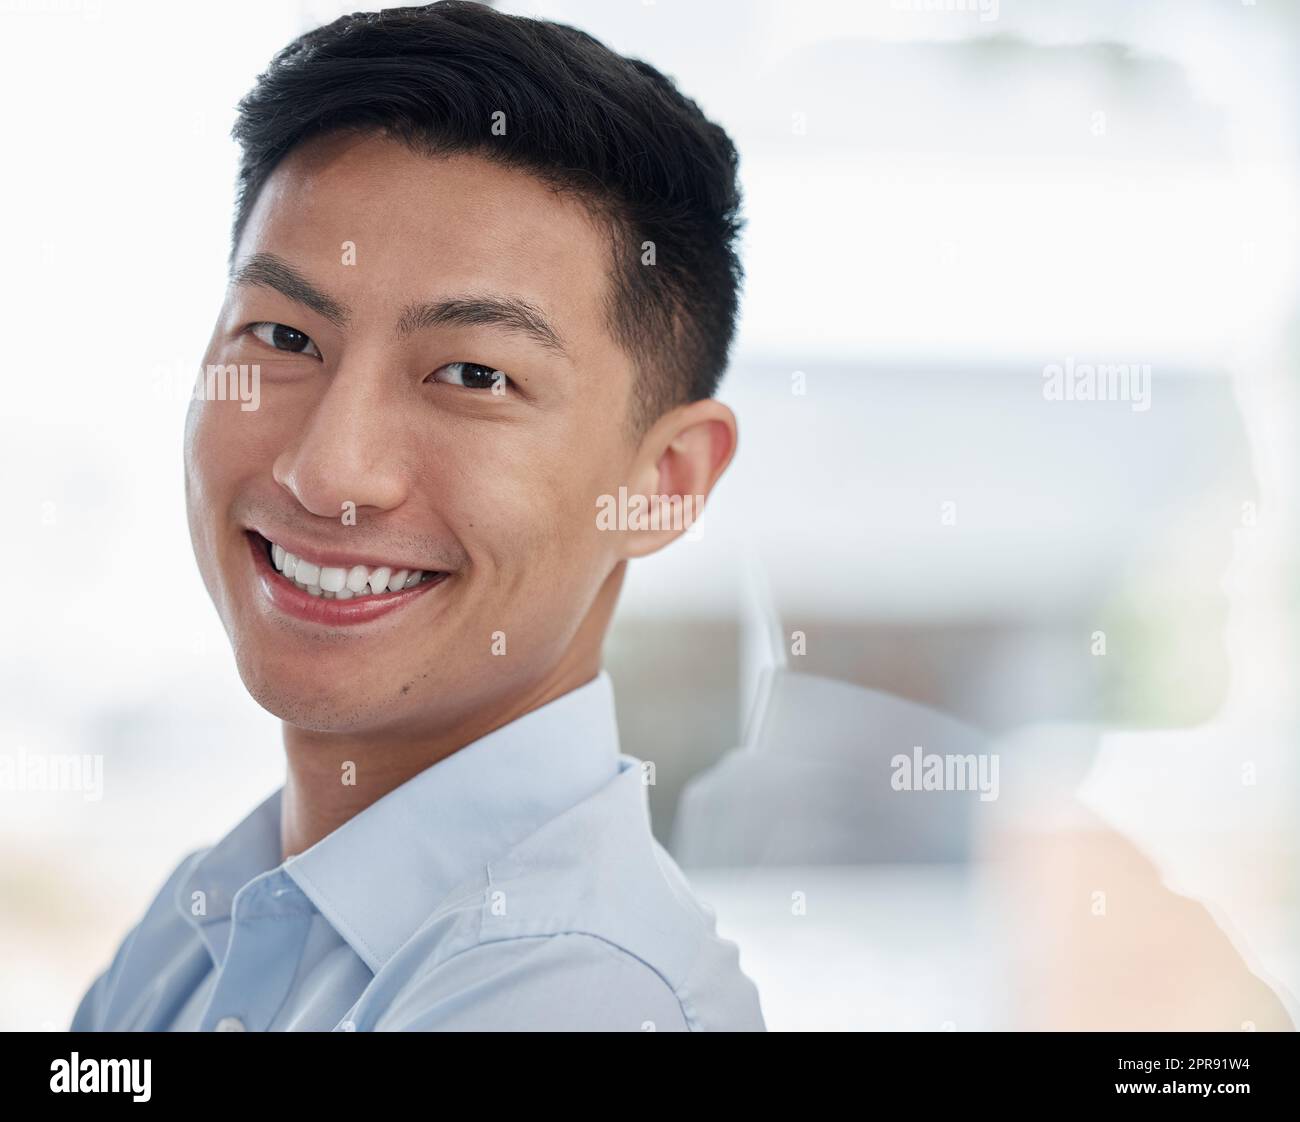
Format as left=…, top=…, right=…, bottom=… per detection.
left=71, top=672, right=765, bottom=1031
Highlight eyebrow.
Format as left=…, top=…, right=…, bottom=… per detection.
left=230, top=251, right=567, bottom=355
left=396, top=295, right=566, bottom=354
left=231, top=253, right=349, bottom=328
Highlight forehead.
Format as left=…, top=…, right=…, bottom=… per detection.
left=237, top=131, right=615, bottom=339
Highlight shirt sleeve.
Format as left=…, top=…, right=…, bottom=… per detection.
left=69, top=846, right=209, bottom=1032
left=69, top=917, right=144, bottom=1032
left=70, top=965, right=109, bottom=1032
left=374, top=931, right=691, bottom=1031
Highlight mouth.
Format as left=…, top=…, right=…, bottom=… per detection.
left=246, top=530, right=450, bottom=626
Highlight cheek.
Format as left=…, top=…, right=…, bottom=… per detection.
left=184, top=398, right=230, bottom=535
left=187, top=390, right=289, bottom=486
left=441, top=445, right=609, bottom=591
left=184, top=398, right=281, bottom=557
left=184, top=399, right=242, bottom=613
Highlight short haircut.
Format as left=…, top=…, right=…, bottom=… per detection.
left=229, top=0, right=745, bottom=431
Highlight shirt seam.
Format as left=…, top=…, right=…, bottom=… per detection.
left=433, top=929, right=697, bottom=1031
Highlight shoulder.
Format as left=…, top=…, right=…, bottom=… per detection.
left=70, top=847, right=209, bottom=1031
left=375, top=931, right=690, bottom=1031
left=371, top=763, right=766, bottom=1031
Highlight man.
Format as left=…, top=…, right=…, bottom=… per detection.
left=72, top=0, right=762, bottom=1031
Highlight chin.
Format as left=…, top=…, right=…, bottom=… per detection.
left=233, top=653, right=411, bottom=733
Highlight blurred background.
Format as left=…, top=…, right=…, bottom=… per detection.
left=1, top=0, right=1297, bottom=1030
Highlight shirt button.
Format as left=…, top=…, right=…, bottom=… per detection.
left=214, top=1016, right=246, bottom=1032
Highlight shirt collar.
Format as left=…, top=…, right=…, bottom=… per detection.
left=174, top=785, right=284, bottom=967
left=176, top=670, right=623, bottom=974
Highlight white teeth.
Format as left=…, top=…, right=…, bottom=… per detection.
left=318, top=566, right=347, bottom=593
left=266, top=538, right=437, bottom=601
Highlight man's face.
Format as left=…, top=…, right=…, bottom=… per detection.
left=186, top=132, right=641, bottom=735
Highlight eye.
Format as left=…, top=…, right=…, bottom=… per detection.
left=429, top=361, right=511, bottom=392
left=248, top=322, right=322, bottom=358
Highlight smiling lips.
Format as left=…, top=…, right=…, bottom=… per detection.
left=248, top=531, right=448, bottom=624
left=266, top=536, right=439, bottom=599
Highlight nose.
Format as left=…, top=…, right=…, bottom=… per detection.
left=272, top=358, right=408, bottom=520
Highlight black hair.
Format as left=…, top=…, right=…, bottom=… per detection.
left=230, top=0, right=744, bottom=430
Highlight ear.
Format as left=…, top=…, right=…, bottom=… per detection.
left=613, top=398, right=738, bottom=560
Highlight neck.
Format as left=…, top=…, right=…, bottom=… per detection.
left=278, top=561, right=625, bottom=862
